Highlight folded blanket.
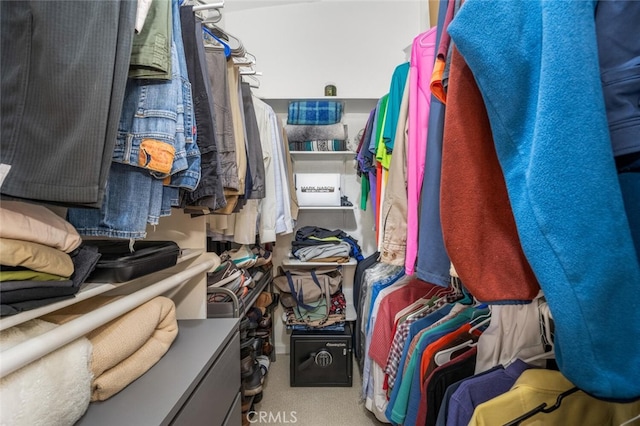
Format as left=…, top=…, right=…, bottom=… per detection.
left=289, top=140, right=348, bottom=152
left=285, top=123, right=347, bottom=142
left=0, top=237, right=74, bottom=277
left=0, top=319, right=92, bottom=426
left=0, top=200, right=82, bottom=253
left=293, top=241, right=351, bottom=262
left=287, top=100, right=343, bottom=125
left=43, top=295, right=178, bottom=401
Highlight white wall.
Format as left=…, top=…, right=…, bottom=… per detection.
left=223, top=0, right=427, bottom=98
left=220, top=0, right=430, bottom=355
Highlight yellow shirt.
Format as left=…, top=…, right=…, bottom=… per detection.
left=470, top=369, right=640, bottom=426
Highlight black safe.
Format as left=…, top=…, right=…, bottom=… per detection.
left=289, top=323, right=353, bottom=387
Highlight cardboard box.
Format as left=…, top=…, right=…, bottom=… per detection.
left=295, top=173, right=341, bottom=207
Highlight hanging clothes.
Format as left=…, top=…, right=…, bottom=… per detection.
left=405, top=26, right=437, bottom=276
left=440, top=46, right=540, bottom=303
left=449, top=0, right=640, bottom=400
left=414, top=0, right=452, bottom=288
left=0, top=1, right=137, bottom=206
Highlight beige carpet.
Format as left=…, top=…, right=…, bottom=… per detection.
left=252, top=354, right=387, bottom=425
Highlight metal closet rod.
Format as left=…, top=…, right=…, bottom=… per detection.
left=0, top=259, right=217, bottom=379
left=192, top=0, right=224, bottom=12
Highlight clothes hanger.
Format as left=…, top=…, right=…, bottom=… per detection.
left=502, top=386, right=580, bottom=426
left=405, top=288, right=454, bottom=320
left=233, top=51, right=257, bottom=66
left=434, top=339, right=476, bottom=366
left=200, top=8, right=222, bottom=24
left=619, top=412, right=640, bottom=426
left=433, top=304, right=489, bottom=365
left=468, top=311, right=491, bottom=333
left=242, top=75, right=260, bottom=89
left=208, top=25, right=245, bottom=56
left=202, top=26, right=231, bottom=57
left=239, top=69, right=262, bottom=77
left=191, top=0, right=224, bottom=12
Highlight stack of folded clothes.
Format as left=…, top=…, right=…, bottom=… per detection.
left=285, top=100, right=349, bottom=151
left=206, top=245, right=272, bottom=310
left=0, top=201, right=101, bottom=316
left=290, top=226, right=364, bottom=263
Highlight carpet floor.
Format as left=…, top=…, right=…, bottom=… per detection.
left=250, top=353, right=387, bottom=425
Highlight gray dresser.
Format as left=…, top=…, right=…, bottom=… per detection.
left=76, top=318, right=240, bottom=426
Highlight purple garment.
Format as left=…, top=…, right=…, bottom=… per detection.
left=434, top=365, right=503, bottom=426
left=446, top=359, right=531, bottom=426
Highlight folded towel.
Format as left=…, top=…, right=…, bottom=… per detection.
left=285, top=123, right=347, bottom=142
left=287, top=100, right=343, bottom=125
left=0, top=319, right=92, bottom=426
left=0, top=201, right=82, bottom=253
left=289, top=140, right=348, bottom=152
left=0, top=237, right=74, bottom=277
left=43, top=295, right=178, bottom=401
left=293, top=241, right=351, bottom=262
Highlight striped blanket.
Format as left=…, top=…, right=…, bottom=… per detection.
left=289, top=140, right=348, bottom=151
left=287, top=100, right=343, bottom=125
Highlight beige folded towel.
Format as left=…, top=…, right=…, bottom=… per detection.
left=43, top=295, right=178, bottom=401
left=0, top=200, right=82, bottom=253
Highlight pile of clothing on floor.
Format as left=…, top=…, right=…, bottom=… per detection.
left=285, top=100, right=350, bottom=151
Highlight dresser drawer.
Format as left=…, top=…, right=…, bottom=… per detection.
left=172, top=330, right=240, bottom=426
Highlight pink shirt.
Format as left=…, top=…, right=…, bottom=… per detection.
left=406, top=27, right=437, bottom=276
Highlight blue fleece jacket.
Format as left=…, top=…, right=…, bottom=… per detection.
left=448, top=0, right=640, bottom=401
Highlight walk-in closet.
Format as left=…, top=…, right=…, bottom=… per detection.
left=1, top=0, right=639, bottom=425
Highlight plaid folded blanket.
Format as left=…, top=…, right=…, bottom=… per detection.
left=287, top=100, right=343, bottom=125
left=289, top=140, right=348, bottom=151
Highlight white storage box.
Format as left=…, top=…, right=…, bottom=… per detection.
left=295, top=173, right=341, bottom=206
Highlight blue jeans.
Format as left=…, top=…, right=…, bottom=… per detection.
left=169, top=0, right=200, bottom=191
left=68, top=162, right=162, bottom=239
left=113, top=40, right=185, bottom=178
left=69, top=0, right=200, bottom=236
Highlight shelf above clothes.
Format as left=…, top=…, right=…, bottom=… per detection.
left=263, top=97, right=378, bottom=114
left=0, top=249, right=211, bottom=332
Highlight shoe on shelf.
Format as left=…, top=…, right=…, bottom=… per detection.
left=242, top=363, right=263, bottom=396
left=251, top=246, right=272, bottom=267
left=241, top=395, right=253, bottom=413
left=262, top=341, right=273, bottom=357
left=258, top=314, right=272, bottom=329
left=223, top=245, right=257, bottom=269
left=246, top=306, right=263, bottom=325
left=256, top=355, right=270, bottom=377
left=255, top=292, right=279, bottom=312
left=241, top=355, right=256, bottom=379
left=207, top=260, right=242, bottom=289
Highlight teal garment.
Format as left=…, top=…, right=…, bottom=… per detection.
left=382, top=62, right=410, bottom=152
left=387, top=305, right=485, bottom=425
